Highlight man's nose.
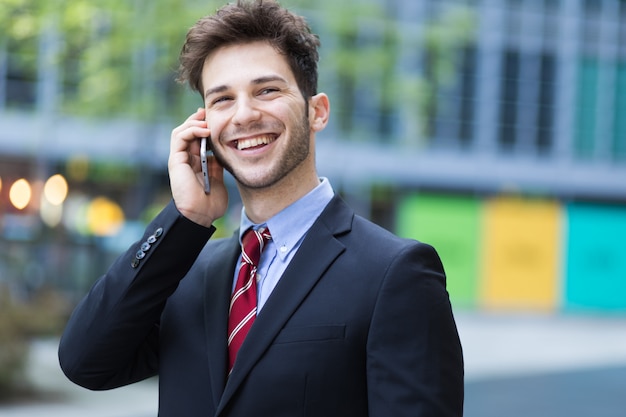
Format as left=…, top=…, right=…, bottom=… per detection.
left=232, top=96, right=261, bottom=125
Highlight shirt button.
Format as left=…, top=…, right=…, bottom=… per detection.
left=280, top=245, right=288, bottom=253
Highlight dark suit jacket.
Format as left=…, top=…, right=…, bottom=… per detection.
left=59, top=195, right=464, bottom=417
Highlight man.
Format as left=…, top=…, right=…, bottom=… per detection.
left=58, top=1, right=464, bottom=416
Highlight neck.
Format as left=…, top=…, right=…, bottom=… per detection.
left=238, top=162, right=320, bottom=224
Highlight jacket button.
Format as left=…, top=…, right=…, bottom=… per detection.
left=136, top=250, right=146, bottom=260
left=154, top=227, right=163, bottom=237
left=131, top=258, right=140, bottom=268
left=147, top=235, right=157, bottom=244
left=141, top=242, right=151, bottom=251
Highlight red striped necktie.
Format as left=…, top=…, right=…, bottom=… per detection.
left=227, top=227, right=271, bottom=373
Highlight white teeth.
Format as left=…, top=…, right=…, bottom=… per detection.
left=237, top=136, right=274, bottom=150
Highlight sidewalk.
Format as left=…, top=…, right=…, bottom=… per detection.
left=456, top=312, right=626, bottom=380
left=459, top=312, right=626, bottom=417
left=1, top=311, right=626, bottom=416
left=0, top=339, right=158, bottom=417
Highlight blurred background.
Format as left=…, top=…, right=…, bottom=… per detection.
left=1, top=0, right=626, bottom=416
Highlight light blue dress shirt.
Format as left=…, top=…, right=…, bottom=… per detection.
left=235, top=178, right=334, bottom=311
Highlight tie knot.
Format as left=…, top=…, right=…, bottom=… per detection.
left=241, top=227, right=271, bottom=267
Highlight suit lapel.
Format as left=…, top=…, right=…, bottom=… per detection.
left=216, top=196, right=354, bottom=414
left=202, top=233, right=241, bottom=408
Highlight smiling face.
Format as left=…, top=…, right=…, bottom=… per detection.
left=201, top=41, right=325, bottom=193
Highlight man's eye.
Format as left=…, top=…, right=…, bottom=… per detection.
left=212, top=96, right=231, bottom=105
left=260, top=88, right=279, bottom=95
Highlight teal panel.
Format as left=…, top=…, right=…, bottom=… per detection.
left=565, top=202, right=626, bottom=311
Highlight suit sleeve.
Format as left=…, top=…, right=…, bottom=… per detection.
left=58, top=200, right=215, bottom=390
left=366, top=242, right=464, bottom=417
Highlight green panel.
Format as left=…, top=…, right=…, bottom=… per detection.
left=613, top=63, right=626, bottom=160
left=396, top=193, right=481, bottom=308
left=575, top=58, right=599, bottom=159
left=565, top=202, right=626, bottom=311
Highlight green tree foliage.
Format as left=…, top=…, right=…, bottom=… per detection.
left=292, top=0, right=476, bottom=141
left=0, top=0, right=475, bottom=140
left=1, top=0, right=222, bottom=119
left=0, top=285, right=67, bottom=399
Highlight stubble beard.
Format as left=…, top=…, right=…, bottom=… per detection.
left=211, top=113, right=311, bottom=190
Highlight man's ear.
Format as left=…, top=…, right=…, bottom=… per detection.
left=309, top=93, right=330, bottom=132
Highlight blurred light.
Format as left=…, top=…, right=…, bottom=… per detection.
left=86, top=196, right=125, bottom=236
left=9, top=178, right=32, bottom=210
left=43, top=174, right=69, bottom=205
left=40, top=198, right=64, bottom=228
left=63, top=194, right=90, bottom=235
left=0, top=176, right=3, bottom=194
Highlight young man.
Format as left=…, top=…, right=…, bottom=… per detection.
left=58, top=1, right=464, bottom=416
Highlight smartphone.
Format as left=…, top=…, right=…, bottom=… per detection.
left=200, top=137, right=212, bottom=194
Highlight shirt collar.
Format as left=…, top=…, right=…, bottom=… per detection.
left=239, top=177, right=334, bottom=260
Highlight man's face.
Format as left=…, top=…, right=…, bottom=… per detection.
left=201, top=41, right=314, bottom=191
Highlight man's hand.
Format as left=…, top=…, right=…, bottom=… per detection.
left=168, top=108, right=228, bottom=227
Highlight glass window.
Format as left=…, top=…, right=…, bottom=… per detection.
left=536, top=52, right=556, bottom=154
left=5, top=38, right=37, bottom=110
left=613, top=62, right=626, bottom=160
left=498, top=49, right=519, bottom=152
left=575, top=57, right=599, bottom=159
left=459, top=46, right=477, bottom=146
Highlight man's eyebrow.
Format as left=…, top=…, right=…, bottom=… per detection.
left=204, top=85, right=228, bottom=99
left=204, top=75, right=289, bottom=99
left=252, top=75, right=288, bottom=85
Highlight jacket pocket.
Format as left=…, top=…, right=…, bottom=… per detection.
left=274, top=324, right=346, bottom=344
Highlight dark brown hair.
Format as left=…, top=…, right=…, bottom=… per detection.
left=177, top=0, right=320, bottom=99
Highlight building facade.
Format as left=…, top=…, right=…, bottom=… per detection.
left=1, top=0, right=625, bottom=311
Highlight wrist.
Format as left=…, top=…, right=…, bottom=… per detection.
left=174, top=202, right=215, bottom=229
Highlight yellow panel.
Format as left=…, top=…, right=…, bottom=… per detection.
left=480, top=196, right=561, bottom=311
